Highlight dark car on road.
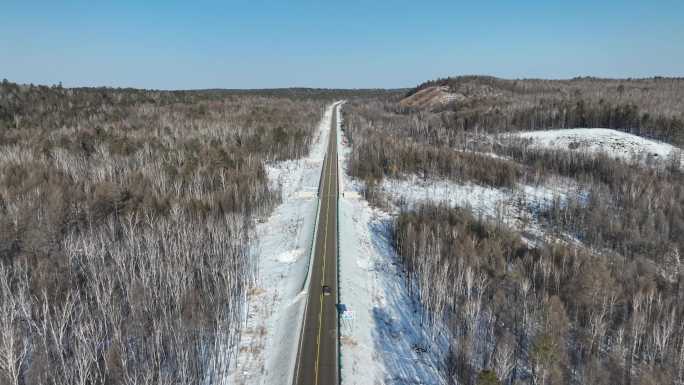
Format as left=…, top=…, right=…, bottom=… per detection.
left=322, top=285, right=332, bottom=296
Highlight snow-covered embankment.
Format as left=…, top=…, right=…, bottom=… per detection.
left=337, top=106, right=447, bottom=385
left=229, top=102, right=339, bottom=384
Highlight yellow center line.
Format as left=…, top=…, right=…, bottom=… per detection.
left=314, top=111, right=335, bottom=385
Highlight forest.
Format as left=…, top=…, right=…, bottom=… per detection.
left=2, top=75, right=683, bottom=384
left=403, top=76, right=684, bottom=146
left=343, top=77, right=684, bottom=385
left=0, top=80, right=327, bottom=384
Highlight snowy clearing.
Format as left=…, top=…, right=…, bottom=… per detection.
left=512, top=128, right=683, bottom=167
left=228, top=102, right=339, bottom=384
left=380, top=176, right=584, bottom=246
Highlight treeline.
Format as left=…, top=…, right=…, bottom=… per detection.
left=343, top=99, right=522, bottom=189
left=441, top=98, right=684, bottom=145
left=203, top=87, right=405, bottom=100
left=0, top=80, right=325, bottom=384
left=403, top=76, right=684, bottom=146
left=348, top=129, right=521, bottom=188
left=394, top=204, right=684, bottom=385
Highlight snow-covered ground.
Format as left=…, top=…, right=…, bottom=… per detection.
left=228, top=102, right=339, bottom=384
left=380, top=176, right=585, bottom=247
left=337, top=168, right=584, bottom=383
left=512, top=128, right=683, bottom=167
left=338, top=107, right=448, bottom=385
left=336, top=123, right=683, bottom=384
left=336, top=118, right=600, bottom=385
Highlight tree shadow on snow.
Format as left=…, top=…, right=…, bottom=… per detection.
left=367, top=217, right=446, bottom=385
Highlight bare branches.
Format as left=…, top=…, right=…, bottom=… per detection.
left=0, top=84, right=326, bottom=384
left=0, top=266, right=30, bottom=385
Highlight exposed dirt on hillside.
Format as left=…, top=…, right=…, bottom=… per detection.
left=399, top=86, right=464, bottom=109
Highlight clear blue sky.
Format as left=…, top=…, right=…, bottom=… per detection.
left=1, top=0, right=683, bottom=89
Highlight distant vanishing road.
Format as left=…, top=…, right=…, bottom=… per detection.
left=293, top=104, right=340, bottom=385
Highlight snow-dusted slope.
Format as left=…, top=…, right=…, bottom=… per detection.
left=514, top=128, right=682, bottom=166
left=382, top=177, right=587, bottom=251
left=229, top=102, right=339, bottom=384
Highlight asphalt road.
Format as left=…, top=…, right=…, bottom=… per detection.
left=293, top=105, right=339, bottom=385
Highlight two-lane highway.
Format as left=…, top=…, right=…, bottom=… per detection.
left=293, top=104, right=340, bottom=385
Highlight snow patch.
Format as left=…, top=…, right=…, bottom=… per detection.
left=379, top=174, right=588, bottom=246
left=277, top=248, right=304, bottom=264
left=513, top=128, right=683, bottom=168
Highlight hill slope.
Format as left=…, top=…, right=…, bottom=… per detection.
left=399, top=76, right=684, bottom=146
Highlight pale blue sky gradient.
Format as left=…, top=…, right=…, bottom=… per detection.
left=1, top=0, right=682, bottom=89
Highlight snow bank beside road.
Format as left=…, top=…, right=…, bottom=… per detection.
left=338, top=106, right=446, bottom=385
left=229, top=102, right=338, bottom=384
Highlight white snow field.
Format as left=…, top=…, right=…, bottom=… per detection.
left=514, top=128, right=683, bottom=167
left=228, top=102, right=340, bottom=384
